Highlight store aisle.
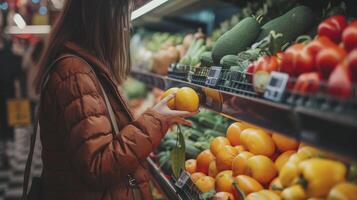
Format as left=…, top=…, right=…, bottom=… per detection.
left=0, top=126, right=42, bottom=200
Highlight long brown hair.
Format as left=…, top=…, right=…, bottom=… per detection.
left=35, top=0, right=133, bottom=91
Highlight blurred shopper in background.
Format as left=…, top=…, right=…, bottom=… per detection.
left=29, top=0, right=196, bottom=199
left=22, top=39, right=44, bottom=122
left=0, top=34, right=22, bottom=169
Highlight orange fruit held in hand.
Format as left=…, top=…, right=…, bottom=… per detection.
left=208, top=160, right=218, bottom=178
left=245, top=155, right=278, bottom=185
left=212, top=192, right=236, bottom=200
left=216, top=170, right=234, bottom=193
left=240, top=128, right=275, bottom=157
left=210, top=137, right=231, bottom=156
left=272, top=134, right=299, bottom=152
left=185, top=159, right=197, bottom=174
left=196, top=149, right=215, bottom=174
left=190, top=172, right=205, bottom=183
left=274, top=150, right=296, bottom=171
left=195, top=176, right=215, bottom=193
left=161, top=87, right=179, bottom=109
left=226, top=122, right=246, bottom=146
left=232, top=151, right=254, bottom=177
left=233, top=175, right=263, bottom=199
left=175, top=87, right=199, bottom=112
left=216, top=145, right=239, bottom=171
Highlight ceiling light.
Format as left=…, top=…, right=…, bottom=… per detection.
left=131, top=0, right=169, bottom=21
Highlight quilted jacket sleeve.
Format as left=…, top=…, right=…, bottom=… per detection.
left=47, top=57, right=170, bottom=189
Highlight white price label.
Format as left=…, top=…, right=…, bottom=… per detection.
left=264, top=72, right=289, bottom=102
left=205, top=66, right=222, bottom=87
left=175, top=171, right=191, bottom=189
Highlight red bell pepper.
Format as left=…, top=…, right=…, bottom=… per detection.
left=327, top=63, right=353, bottom=98
left=293, top=72, right=321, bottom=94
left=280, top=44, right=315, bottom=77
left=316, top=45, right=347, bottom=80
left=342, top=20, right=357, bottom=52
left=318, top=15, right=347, bottom=43
left=346, top=49, right=357, bottom=82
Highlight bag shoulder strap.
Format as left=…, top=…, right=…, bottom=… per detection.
left=22, top=54, right=119, bottom=199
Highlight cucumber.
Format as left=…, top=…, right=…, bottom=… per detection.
left=220, top=55, right=239, bottom=68
left=185, top=144, right=201, bottom=159
left=204, top=130, right=225, bottom=138
left=212, top=17, right=261, bottom=65
left=198, top=117, right=216, bottom=129
left=161, top=139, right=177, bottom=150
left=200, top=51, right=214, bottom=67
left=256, top=6, right=317, bottom=48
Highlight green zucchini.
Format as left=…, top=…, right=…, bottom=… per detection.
left=200, top=51, right=214, bottom=67
left=212, top=17, right=261, bottom=64
left=185, top=144, right=201, bottom=159
left=256, top=6, right=317, bottom=48
left=220, top=55, right=239, bottom=68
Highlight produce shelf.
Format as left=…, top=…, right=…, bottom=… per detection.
left=131, top=70, right=357, bottom=160
left=147, top=158, right=193, bottom=200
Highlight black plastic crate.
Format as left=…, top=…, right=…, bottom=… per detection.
left=282, top=80, right=357, bottom=117
left=216, top=69, right=257, bottom=97
left=190, top=67, right=209, bottom=86
left=168, top=63, right=191, bottom=81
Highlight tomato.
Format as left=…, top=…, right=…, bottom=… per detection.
left=316, top=45, right=347, bottom=80
left=293, top=72, right=321, bottom=94
left=240, top=128, right=275, bottom=157
left=245, top=155, right=278, bottom=185
left=255, top=55, right=280, bottom=73
left=275, top=150, right=296, bottom=171
left=305, top=36, right=336, bottom=59
left=232, top=151, right=254, bottom=176
left=233, top=175, right=264, bottom=197
left=318, top=15, right=347, bottom=43
left=269, top=178, right=284, bottom=195
left=346, top=49, right=357, bottom=82
left=281, top=43, right=314, bottom=77
left=342, top=20, right=357, bottom=52
left=327, top=63, right=353, bottom=98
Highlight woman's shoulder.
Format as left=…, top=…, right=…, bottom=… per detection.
left=51, top=54, right=93, bottom=80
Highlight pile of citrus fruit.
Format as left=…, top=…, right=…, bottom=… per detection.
left=184, top=122, right=357, bottom=200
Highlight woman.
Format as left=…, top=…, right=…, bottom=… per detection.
left=34, top=0, right=195, bottom=199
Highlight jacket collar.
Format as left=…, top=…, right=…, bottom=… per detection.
left=64, top=42, right=116, bottom=81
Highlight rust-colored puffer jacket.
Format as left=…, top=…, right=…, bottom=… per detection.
left=39, top=42, right=169, bottom=200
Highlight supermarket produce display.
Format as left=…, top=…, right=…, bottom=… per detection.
left=128, top=0, right=357, bottom=199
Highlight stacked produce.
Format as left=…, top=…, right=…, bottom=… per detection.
left=157, top=109, right=233, bottom=175
left=250, top=15, right=357, bottom=99
left=177, top=121, right=357, bottom=200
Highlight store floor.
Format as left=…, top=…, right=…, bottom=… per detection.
left=0, top=126, right=42, bottom=200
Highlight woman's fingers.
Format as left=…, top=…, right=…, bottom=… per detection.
left=159, top=92, right=176, bottom=105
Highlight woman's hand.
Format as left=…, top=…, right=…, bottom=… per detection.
left=152, top=92, right=198, bottom=126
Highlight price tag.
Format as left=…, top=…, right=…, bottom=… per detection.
left=7, top=98, right=31, bottom=126
left=264, top=72, right=289, bottom=102
left=175, top=171, right=191, bottom=189
left=205, top=66, right=222, bottom=87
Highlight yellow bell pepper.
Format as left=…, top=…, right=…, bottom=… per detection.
left=299, top=158, right=347, bottom=198
left=327, top=182, right=357, bottom=200
left=281, top=185, right=306, bottom=200
left=279, top=152, right=309, bottom=187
